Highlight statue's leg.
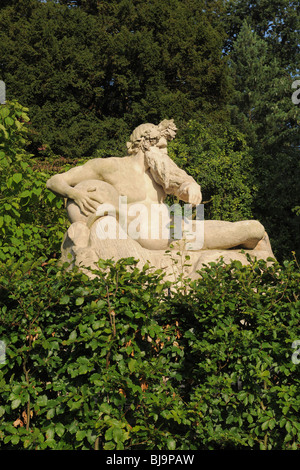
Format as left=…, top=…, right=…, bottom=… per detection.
left=253, top=231, right=275, bottom=255
left=66, top=199, right=88, bottom=224
left=186, top=219, right=265, bottom=250
left=67, top=221, right=91, bottom=247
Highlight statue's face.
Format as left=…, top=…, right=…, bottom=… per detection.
left=156, top=136, right=168, bottom=149
left=165, top=126, right=177, bottom=141
left=148, top=128, right=160, bottom=144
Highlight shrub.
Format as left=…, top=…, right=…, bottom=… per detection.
left=0, top=100, right=67, bottom=263
left=0, top=256, right=299, bottom=450
left=168, top=255, right=300, bottom=449
left=168, top=120, right=255, bottom=222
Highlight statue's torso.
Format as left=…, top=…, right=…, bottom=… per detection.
left=97, top=157, right=171, bottom=249
left=99, top=156, right=165, bottom=206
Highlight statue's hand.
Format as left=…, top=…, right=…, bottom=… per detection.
left=72, top=187, right=102, bottom=216
left=178, top=182, right=202, bottom=205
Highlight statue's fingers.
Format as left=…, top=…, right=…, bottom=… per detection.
left=89, top=200, right=100, bottom=211
left=82, top=198, right=98, bottom=213
left=87, top=187, right=97, bottom=192
left=191, top=196, right=200, bottom=205
left=90, top=197, right=103, bottom=210
left=88, top=193, right=103, bottom=202
left=78, top=203, right=89, bottom=216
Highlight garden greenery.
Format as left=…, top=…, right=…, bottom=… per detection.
left=0, top=100, right=67, bottom=263
left=0, top=255, right=299, bottom=450
left=0, top=97, right=299, bottom=451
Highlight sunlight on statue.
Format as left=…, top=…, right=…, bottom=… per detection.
left=46, top=120, right=274, bottom=280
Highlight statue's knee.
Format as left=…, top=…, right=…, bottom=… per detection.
left=67, top=200, right=87, bottom=223
left=252, top=220, right=265, bottom=240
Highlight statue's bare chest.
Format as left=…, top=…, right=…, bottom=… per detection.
left=103, top=162, right=162, bottom=204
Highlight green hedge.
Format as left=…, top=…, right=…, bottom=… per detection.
left=0, top=256, right=299, bottom=450
left=0, top=100, right=67, bottom=263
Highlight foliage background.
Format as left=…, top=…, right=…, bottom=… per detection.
left=1, top=0, right=299, bottom=261
left=0, top=257, right=299, bottom=450
left=0, top=0, right=299, bottom=451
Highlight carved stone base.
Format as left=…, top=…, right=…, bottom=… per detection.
left=60, top=219, right=275, bottom=282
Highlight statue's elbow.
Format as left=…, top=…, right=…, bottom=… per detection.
left=46, top=175, right=56, bottom=190
left=46, top=178, right=51, bottom=189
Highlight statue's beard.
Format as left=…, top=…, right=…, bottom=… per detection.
left=144, top=146, right=193, bottom=197
left=144, top=147, right=171, bottom=190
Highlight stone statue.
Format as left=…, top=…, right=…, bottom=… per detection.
left=46, top=119, right=274, bottom=280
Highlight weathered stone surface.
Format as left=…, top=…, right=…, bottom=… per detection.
left=60, top=217, right=274, bottom=281
left=47, top=119, right=275, bottom=281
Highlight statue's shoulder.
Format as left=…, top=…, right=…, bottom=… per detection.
left=85, top=155, right=123, bottom=166
left=83, top=155, right=129, bottom=176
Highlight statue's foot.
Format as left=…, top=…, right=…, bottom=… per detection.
left=67, top=221, right=90, bottom=248
left=253, top=231, right=275, bottom=256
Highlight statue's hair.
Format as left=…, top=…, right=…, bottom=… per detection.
left=129, top=123, right=157, bottom=143
left=127, top=120, right=178, bottom=154
left=126, top=123, right=158, bottom=154
left=157, top=119, right=177, bottom=132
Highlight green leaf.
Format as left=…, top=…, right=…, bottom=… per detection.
left=47, top=408, right=55, bottom=419
left=0, top=107, right=9, bottom=118
left=11, top=434, right=20, bottom=445
left=46, top=427, right=55, bottom=440
left=143, top=292, right=151, bottom=302
left=37, top=395, right=48, bottom=407
left=285, top=421, right=292, bottom=433
left=75, top=297, right=84, bottom=306
left=45, top=438, right=56, bottom=448
left=55, top=423, right=65, bottom=437
left=100, top=403, right=112, bottom=415
left=105, top=427, right=113, bottom=441
left=11, top=398, right=21, bottom=409
left=19, top=190, right=31, bottom=198
left=23, top=439, right=31, bottom=449
left=59, top=295, right=70, bottom=305
left=104, top=441, right=115, bottom=450
left=76, top=430, right=86, bottom=441
left=167, top=437, right=176, bottom=450
left=4, top=116, right=14, bottom=127
left=69, top=330, right=77, bottom=341
left=128, top=358, right=137, bottom=373
left=12, top=173, right=22, bottom=184
left=113, top=427, right=124, bottom=443
left=262, top=420, right=269, bottom=431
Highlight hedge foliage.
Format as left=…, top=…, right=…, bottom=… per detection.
left=0, top=100, right=67, bottom=263
left=0, top=255, right=299, bottom=450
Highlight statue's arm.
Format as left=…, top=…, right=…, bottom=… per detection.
left=148, top=151, right=202, bottom=205
left=46, top=158, right=117, bottom=215
left=174, top=179, right=202, bottom=205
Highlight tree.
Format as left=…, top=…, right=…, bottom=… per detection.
left=224, top=0, right=300, bottom=71
left=228, top=21, right=300, bottom=260
left=0, top=100, right=66, bottom=263
left=229, top=21, right=298, bottom=148
left=0, top=1, right=113, bottom=159
left=0, top=0, right=231, bottom=158
left=168, top=119, right=255, bottom=222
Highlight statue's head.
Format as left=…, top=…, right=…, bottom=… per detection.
left=126, top=120, right=177, bottom=155
left=127, top=123, right=159, bottom=154
left=157, top=119, right=177, bottom=141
